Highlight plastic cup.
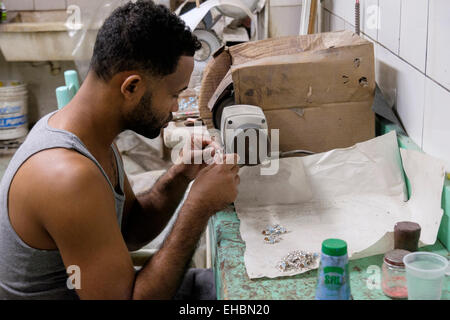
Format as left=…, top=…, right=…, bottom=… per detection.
left=403, top=252, right=449, bottom=300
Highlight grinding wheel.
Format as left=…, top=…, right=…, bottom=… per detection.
left=193, top=29, right=222, bottom=63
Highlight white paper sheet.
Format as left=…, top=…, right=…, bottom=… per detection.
left=235, top=131, right=446, bottom=279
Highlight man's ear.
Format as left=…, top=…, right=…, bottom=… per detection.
left=120, top=75, right=144, bottom=100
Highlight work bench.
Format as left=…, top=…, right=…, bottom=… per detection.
left=208, top=210, right=449, bottom=300
left=207, top=119, right=450, bottom=300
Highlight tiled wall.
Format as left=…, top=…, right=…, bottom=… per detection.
left=2, top=0, right=130, bottom=11
left=3, top=0, right=169, bottom=11
left=3, top=0, right=66, bottom=11
left=322, top=0, right=450, bottom=171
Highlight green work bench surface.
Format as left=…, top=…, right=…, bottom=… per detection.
left=208, top=210, right=450, bottom=300
left=209, top=118, right=450, bottom=300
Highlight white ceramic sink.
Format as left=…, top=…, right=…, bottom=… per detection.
left=0, top=10, right=98, bottom=61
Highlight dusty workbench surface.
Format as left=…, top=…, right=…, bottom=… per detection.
left=209, top=209, right=450, bottom=300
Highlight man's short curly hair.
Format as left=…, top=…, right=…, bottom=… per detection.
left=90, top=0, right=201, bottom=81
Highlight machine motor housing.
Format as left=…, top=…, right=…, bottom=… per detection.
left=219, top=104, right=270, bottom=166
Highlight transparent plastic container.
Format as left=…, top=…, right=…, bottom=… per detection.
left=403, top=252, right=449, bottom=300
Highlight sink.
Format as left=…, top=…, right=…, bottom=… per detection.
left=1, top=10, right=70, bottom=31
left=0, top=10, right=99, bottom=61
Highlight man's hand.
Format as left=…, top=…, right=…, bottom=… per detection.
left=121, top=134, right=225, bottom=251
left=132, top=153, right=240, bottom=300
left=173, top=134, right=222, bottom=182
left=185, top=153, right=240, bottom=216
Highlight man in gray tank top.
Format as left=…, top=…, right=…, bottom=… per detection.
left=0, top=0, right=240, bottom=300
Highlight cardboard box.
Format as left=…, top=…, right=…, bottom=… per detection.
left=264, top=101, right=374, bottom=153
left=199, top=30, right=376, bottom=153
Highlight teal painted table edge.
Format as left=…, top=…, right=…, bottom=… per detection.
left=208, top=211, right=449, bottom=300
left=209, top=117, right=450, bottom=300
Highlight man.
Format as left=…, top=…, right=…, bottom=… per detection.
left=0, top=0, right=240, bottom=299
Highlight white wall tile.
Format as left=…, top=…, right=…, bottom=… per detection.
left=376, top=44, right=425, bottom=146
left=34, top=0, right=66, bottom=11
left=361, top=0, right=379, bottom=41
left=66, top=0, right=125, bottom=27
left=378, top=0, right=401, bottom=54
left=269, top=5, right=303, bottom=37
left=66, top=0, right=98, bottom=10
left=3, top=0, right=34, bottom=11
left=426, top=0, right=450, bottom=91
left=329, top=13, right=345, bottom=32
left=344, top=21, right=354, bottom=32
left=324, top=0, right=355, bottom=25
left=422, top=79, right=450, bottom=171
left=399, top=0, right=428, bottom=73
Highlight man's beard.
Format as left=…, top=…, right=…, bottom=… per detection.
left=124, top=91, right=172, bottom=139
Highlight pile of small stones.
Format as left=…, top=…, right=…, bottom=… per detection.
left=262, top=224, right=287, bottom=244
left=276, top=250, right=319, bottom=272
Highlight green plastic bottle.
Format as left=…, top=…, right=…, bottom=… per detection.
left=315, top=238, right=351, bottom=300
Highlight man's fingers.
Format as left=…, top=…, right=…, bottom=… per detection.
left=226, top=154, right=240, bottom=172
left=187, top=135, right=221, bottom=163
left=202, top=145, right=216, bottom=157
left=201, top=136, right=213, bottom=148
left=191, top=134, right=212, bottom=149
left=231, top=165, right=240, bottom=175
left=202, top=161, right=217, bottom=172
left=221, top=153, right=239, bottom=166
left=181, top=147, right=215, bottom=163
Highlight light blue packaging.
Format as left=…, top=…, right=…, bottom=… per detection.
left=55, top=70, right=80, bottom=109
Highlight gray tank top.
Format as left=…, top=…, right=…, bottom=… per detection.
left=0, top=110, right=126, bottom=300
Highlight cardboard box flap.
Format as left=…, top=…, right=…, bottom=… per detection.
left=208, top=69, right=233, bottom=112
left=198, top=48, right=232, bottom=120
left=229, top=30, right=368, bottom=65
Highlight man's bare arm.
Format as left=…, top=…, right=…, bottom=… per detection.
left=132, top=199, right=212, bottom=299
left=121, top=164, right=193, bottom=251
left=37, top=153, right=238, bottom=299
left=120, top=137, right=219, bottom=251
left=132, top=159, right=240, bottom=299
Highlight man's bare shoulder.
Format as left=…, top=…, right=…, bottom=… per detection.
left=16, top=148, right=106, bottom=188
left=7, top=148, right=118, bottom=250
left=10, top=148, right=115, bottom=217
